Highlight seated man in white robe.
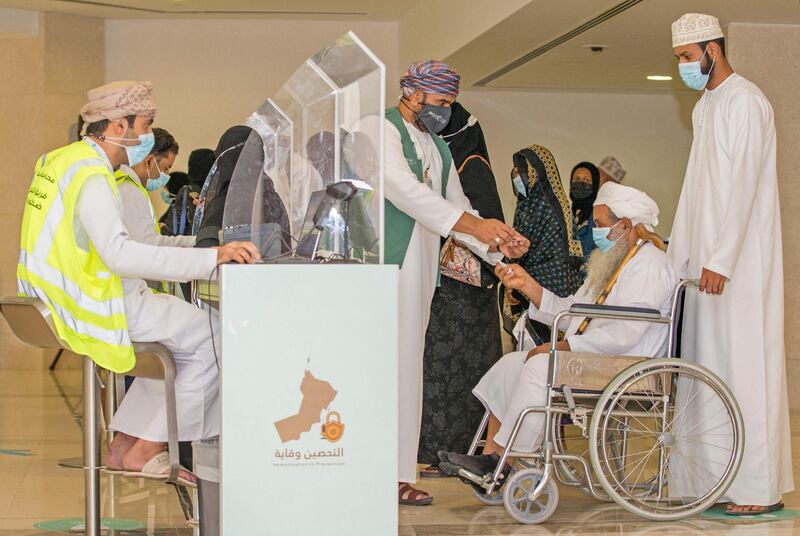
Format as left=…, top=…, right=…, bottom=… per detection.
left=18, top=81, right=260, bottom=487
left=439, top=183, right=677, bottom=480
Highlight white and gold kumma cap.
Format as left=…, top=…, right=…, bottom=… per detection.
left=671, top=13, right=724, bottom=47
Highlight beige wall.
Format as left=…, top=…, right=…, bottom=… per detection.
left=3, top=12, right=790, bottom=378
left=2, top=14, right=401, bottom=369
left=105, top=18, right=399, bottom=214
left=0, top=10, right=104, bottom=369
left=456, top=88, right=696, bottom=236
left=398, top=0, right=530, bottom=69
left=728, top=23, right=800, bottom=408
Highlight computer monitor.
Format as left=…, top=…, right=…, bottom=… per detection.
left=221, top=222, right=285, bottom=260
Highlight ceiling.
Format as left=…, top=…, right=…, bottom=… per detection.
left=1, top=0, right=798, bottom=91
left=0, top=0, right=416, bottom=19
left=446, top=0, right=800, bottom=92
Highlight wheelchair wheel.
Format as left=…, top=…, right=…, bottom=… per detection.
left=589, top=359, right=744, bottom=521
left=471, top=483, right=505, bottom=506
left=469, top=463, right=518, bottom=506
left=502, top=468, right=559, bottom=524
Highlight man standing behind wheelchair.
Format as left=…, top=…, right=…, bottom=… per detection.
left=439, top=183, right=677, bottom=480
left=668, top=13, right=792, bottom=515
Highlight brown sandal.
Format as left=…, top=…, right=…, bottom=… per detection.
left=725, top=502, right=784, bottom=516
left=399, top=482, right=433, bottom=506
left=420, top=465, right=449, bottom=478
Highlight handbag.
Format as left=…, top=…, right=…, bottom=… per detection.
left=439, top=236, right=482, bottom=287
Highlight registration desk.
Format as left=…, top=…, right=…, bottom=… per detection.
left=212, top=264, right=398, bottom=535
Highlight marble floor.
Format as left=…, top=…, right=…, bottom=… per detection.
left=1, top=368, right=799, bottom=535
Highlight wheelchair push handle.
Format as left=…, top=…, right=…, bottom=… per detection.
left=664, top=279, right=700, bottom=358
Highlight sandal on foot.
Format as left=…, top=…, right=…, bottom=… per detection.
left=725, top=502, right=784, bottom=516
left=399, top=483, right=433, bottom=506
left=123, top=451, right=197, bottom=488
left=420, top=465, right=448, bottom=478
left=104, top=468, right=127, bottom=476
left=103, top=464, right=126, bottom=475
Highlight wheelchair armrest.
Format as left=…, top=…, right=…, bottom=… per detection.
left=569, top=303, right=663, bottom=320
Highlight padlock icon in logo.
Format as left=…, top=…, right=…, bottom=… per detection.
left=321, top=411, right=345, bottom=443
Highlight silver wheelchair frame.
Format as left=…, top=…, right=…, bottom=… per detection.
left=460, top=279, right=744, bottom=523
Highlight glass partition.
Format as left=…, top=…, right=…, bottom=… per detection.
left=215, top=31, right=385, bottom=264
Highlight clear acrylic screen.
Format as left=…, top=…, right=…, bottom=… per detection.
left=222, top=31, right=384, bottom=263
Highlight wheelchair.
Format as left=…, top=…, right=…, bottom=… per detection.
left=457, top=280, right=744, bottom=524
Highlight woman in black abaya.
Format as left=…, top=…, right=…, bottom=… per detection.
left=417, top=103, right=506, bottom=477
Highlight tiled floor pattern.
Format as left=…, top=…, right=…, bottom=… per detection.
left=1, top=369, right=799, bottom=535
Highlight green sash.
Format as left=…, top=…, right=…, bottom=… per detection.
left=384, top=107, right=453, bottom=267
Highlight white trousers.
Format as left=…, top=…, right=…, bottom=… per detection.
left=110, top=291, right=220, bottom=442
left=396, top=226, right=439, bottom=484
left=473, top=351, right=549, bottom=452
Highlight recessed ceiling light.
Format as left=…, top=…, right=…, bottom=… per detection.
left=582, top=44, right=608, bottom=52
left=647, top=75, right=673, bottom=81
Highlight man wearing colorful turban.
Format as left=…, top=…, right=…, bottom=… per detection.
left=383, top=60, right=530, bottom=505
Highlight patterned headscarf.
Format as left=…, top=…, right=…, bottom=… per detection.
left=400, top=60, right=460, bottom=97
left=80, top=81, right=156, bottom=123
left=500, top=144, right=584, bottom=339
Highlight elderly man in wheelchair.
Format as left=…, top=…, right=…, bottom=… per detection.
left=439, top=183, right=744, bottom=524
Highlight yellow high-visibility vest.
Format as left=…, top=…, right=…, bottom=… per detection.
left=17, top=141, right=135, bottom=373
left=115, top=169, right=161, bottom=232
left=114, top=170, right=170, bottom=294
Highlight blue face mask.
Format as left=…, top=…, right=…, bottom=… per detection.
left=145, top=159, right=170, bottom=191
left=678, top=46, right=716, bottom=91
left=128, top=132, right=155, bottom=166
left=512, top=175, right=527, bottom=198
left=160, top=190, right=172, bottom=204
left=106, top=130, right=155, bottom=166
left=592, top=221, right=623, bottom=252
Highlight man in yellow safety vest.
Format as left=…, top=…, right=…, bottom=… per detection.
left=18, top=80, right=260, bottom=485
left=115, top=126, right=193, bottom=294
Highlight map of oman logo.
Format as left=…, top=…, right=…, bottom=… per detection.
left=274, top=370, right=345, bottom=443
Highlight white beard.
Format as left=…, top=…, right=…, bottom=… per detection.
left=584, top=240, right=629, bottom=298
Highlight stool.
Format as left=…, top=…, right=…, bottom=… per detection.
left=0, top=296, right=180, bottom=536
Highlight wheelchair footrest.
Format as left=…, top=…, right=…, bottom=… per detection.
left=457, top=468, right=486, bottom=487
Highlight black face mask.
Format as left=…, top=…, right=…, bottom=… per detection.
left=571, top=182, right=593, bottom=199
left=418, top=103, right=451, bottom=134
left=402, top=97, right=452, bottom=134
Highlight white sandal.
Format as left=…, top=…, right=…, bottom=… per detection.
left=123, top=451, right=197, bottom=488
